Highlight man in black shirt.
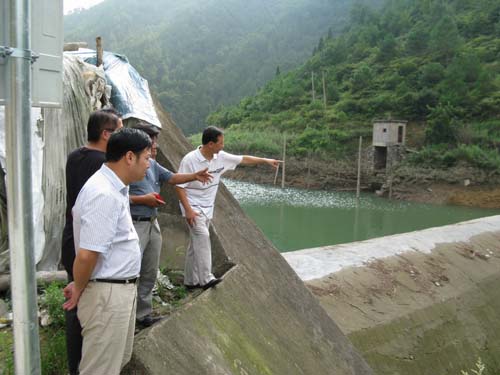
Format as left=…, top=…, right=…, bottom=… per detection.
left=61, top=109, right=122, bottom=375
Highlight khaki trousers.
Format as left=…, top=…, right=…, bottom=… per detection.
left=77, top=281, right=137, bottom=375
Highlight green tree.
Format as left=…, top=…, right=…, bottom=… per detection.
left=377, top=34, right=397, bottom=61
left=405, top=24, right=429, bottom=55
left=425, top=104, right=458, bottom=144
left=327, top=27, right=333, bottom=40
left=430, top=15, right=462, bottom=63
left=317, top=37, right=325, bottom=52
left=350, top=63, right=373, bottom=92
left=420, top=62, right=445, bottom=86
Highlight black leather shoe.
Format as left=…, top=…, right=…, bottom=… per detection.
left=202, top=278, right=222, bottom=290
left=184, top=284, right=201, bottom=290
left=136, top=315, right=161, bottom=328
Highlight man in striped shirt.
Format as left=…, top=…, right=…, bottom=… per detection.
left=63, top=128, right=151, bottom=375
left=61, top=108, right=122, bottom=375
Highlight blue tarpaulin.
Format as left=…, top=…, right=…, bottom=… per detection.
left=65, top=49, right=161, bottom=127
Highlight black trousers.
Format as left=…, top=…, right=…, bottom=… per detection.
left=64, top=274, right=82, bottom=375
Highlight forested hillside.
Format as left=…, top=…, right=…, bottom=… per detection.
left=64, top=0, right=373, bottom=134
left=209, top=0, right=500, bottom=170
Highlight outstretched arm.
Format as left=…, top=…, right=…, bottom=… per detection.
left=241, top=156, right=281, bottom=168
left=168, top=168, right=212, bottom=185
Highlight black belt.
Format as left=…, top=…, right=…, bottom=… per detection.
left=91, top=277, right=138, bottom=284
left=131, top=215, right=157, bottom=222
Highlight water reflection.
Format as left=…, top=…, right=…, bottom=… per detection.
left=224, top=179, right=500, bottom=252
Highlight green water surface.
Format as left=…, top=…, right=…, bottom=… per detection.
left=224, top=179, right=500, bottom=252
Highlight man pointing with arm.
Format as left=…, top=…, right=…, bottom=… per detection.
left=175, top=126, right=280, bottom=290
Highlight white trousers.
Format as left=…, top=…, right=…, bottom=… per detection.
left=77, top=281, right=137, bottom=375
left=184, top=214, right=215, bottom=286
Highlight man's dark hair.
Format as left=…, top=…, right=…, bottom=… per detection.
left=132, top=122, right=160, bottom=138
left=202, top=126, right=224, bottom=145
left=87, top=109, right=120, bottom=142
left=106, top=128, right=152, bottom=162
left=101, top=107, right=123, bottom=118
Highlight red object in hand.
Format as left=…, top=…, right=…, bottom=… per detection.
left=154, top=193, right=165, bottom=204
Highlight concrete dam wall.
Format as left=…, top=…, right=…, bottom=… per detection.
left=123, top=106, right=372, bottom=374
left=284, top=216, right=500, bottom=374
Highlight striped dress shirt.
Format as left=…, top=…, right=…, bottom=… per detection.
left=72, top=164, right=141, bottom=279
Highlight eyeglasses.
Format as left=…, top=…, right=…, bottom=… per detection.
left=104, top=128, right=116, bottom=133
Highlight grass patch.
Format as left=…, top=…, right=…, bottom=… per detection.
left=0, top=282, right=67, bottom=375
left=0, top=329, right=14, bottom=374
left=407, top=144, right=500, bottom=170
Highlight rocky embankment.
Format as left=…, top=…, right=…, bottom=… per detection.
left=226, top=157, right=500, bottom=209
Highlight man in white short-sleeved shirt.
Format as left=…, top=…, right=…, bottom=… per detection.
left=176, top=126, right=280, bottom=290
left=63, top=128, right=152, bottom=375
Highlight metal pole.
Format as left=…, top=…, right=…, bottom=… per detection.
left=96, top=36, right=103, bottom=67
left=322, top=71, right=326, bottom=109
left=6, top=0, right=42, bottom=374
left=273, top=164, right=280, bottom=185
left=281, top=134, right=286, bottom=189
left=356, top=136, right=362, bottom=200
left=311, top=71, right=315, bottom=101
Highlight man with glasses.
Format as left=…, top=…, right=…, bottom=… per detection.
left=129, top=122, right=211, bottom=328
left=61, top=108, right=122, bottom=375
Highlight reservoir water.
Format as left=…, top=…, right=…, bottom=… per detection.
left=224, top=179, right=500, bottom=252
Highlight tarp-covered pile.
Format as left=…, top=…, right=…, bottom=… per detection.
left=0, top=50, right=160, bottom=272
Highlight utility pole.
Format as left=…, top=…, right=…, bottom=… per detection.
left=322, top=71, right=327, bottom=109
left=281, top=134, right=286, bottom=189
left=5, top=0, right=42, bottom=373
left=96, top=36, right=103, bottom=67
left=311, top=71, right=315, bottom=101
left=356, top=136, right=362, bottom=200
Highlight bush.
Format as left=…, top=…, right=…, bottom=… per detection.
left=39, top=282, right=68, bottom=374
left=0, top=282, right=69, bottom=375
left=425, top=104, right=459, bottom=145
left=222, top=128, right=284, bottom=157
left=39, top=282, right=65, bottom=328
left=407, top=144, right=500, bottom=170
left=40, top=328, right=67, bottom=375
